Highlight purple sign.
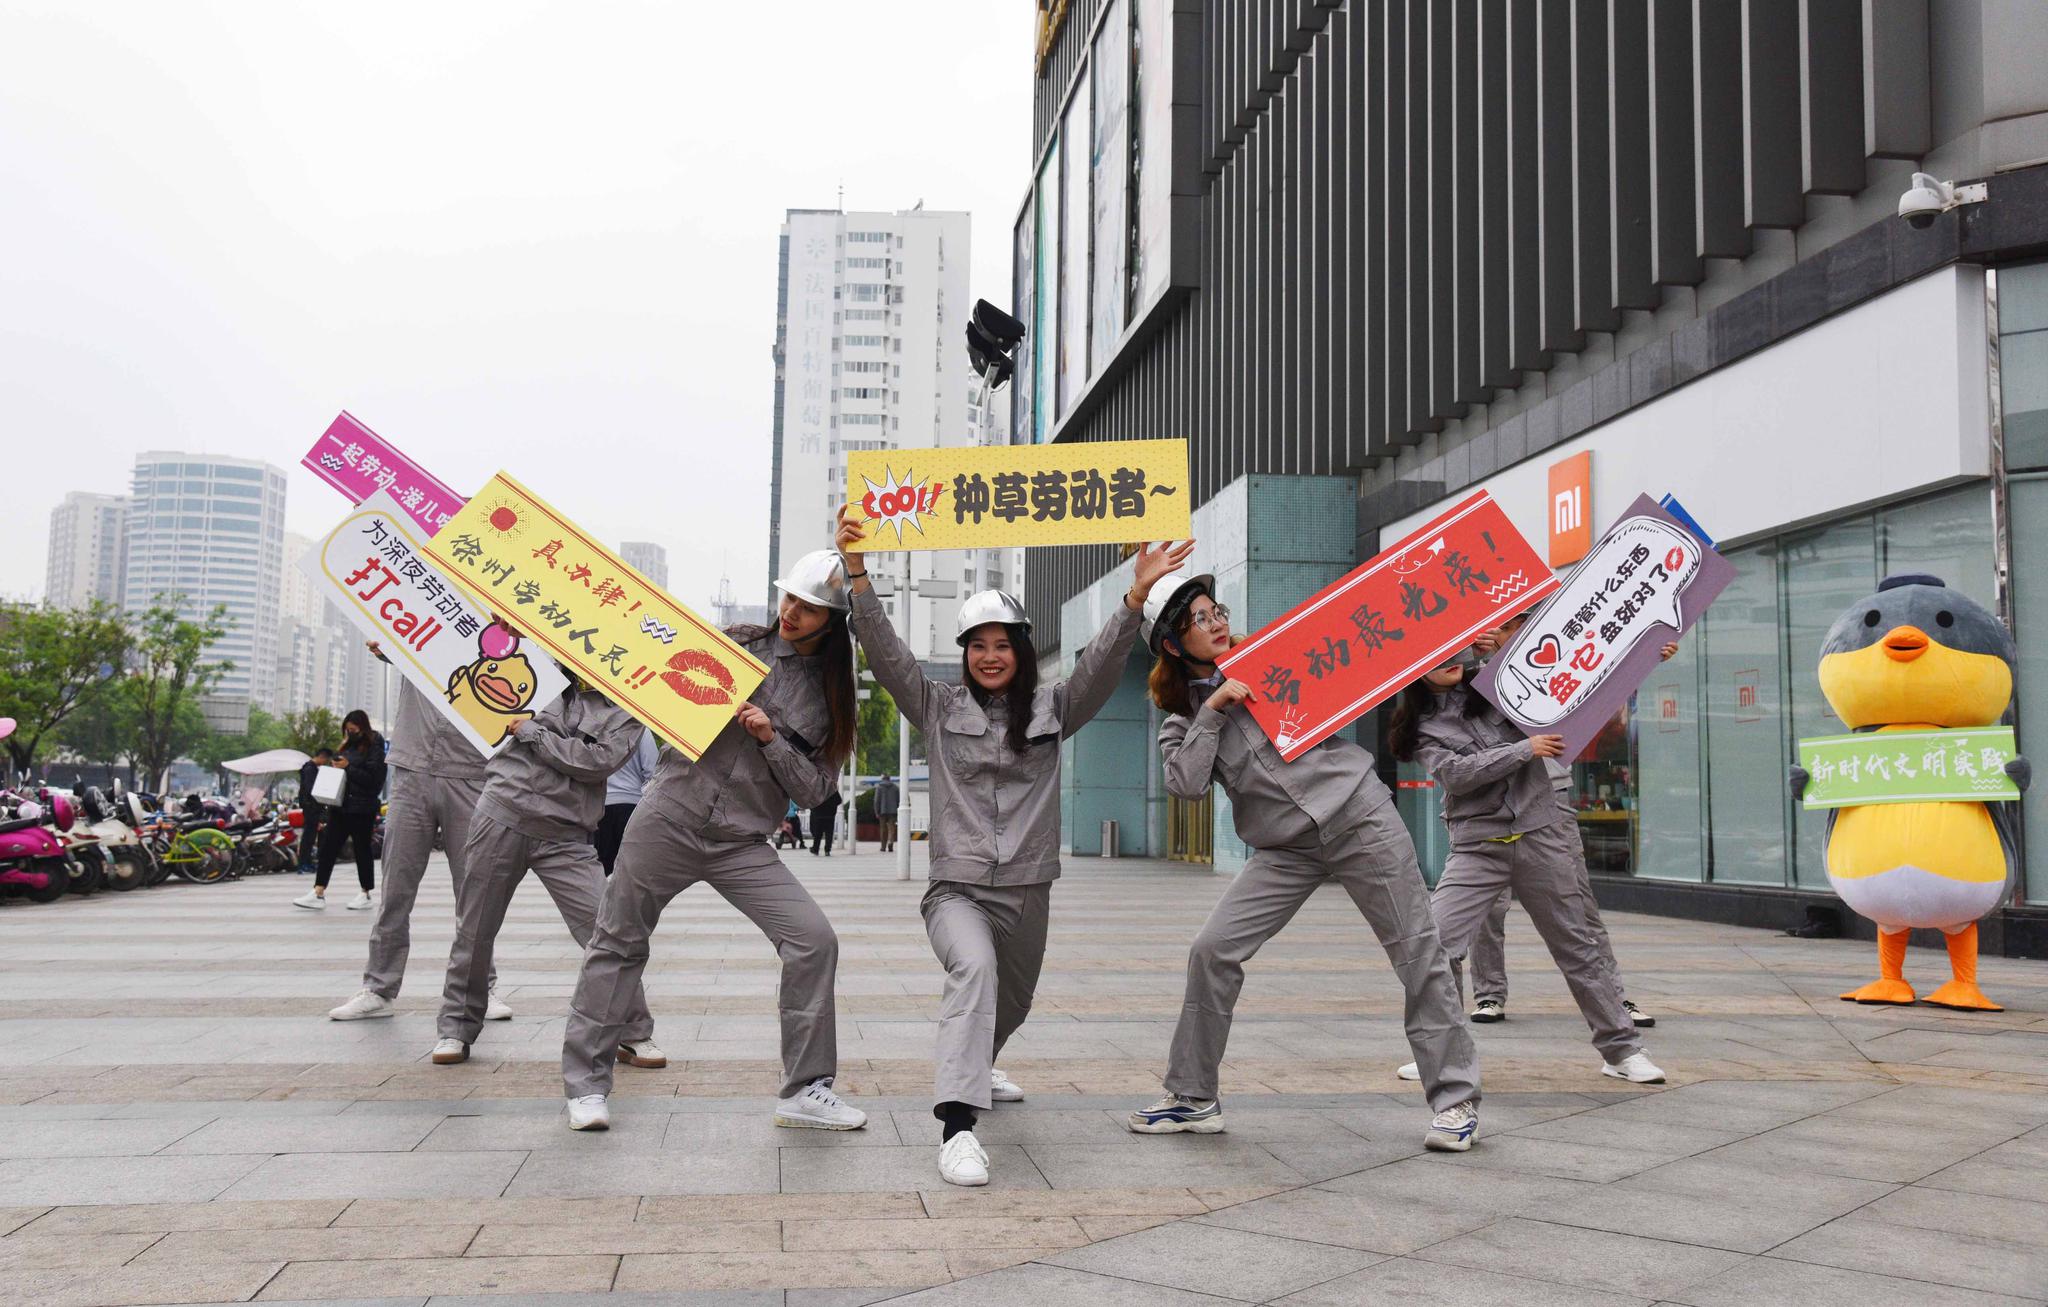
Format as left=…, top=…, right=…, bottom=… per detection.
left=301, top=412, right=466, bottom=537
left=1473, top=493, right=1733, bottom=761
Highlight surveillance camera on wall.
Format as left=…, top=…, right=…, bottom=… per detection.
left=1898, top=172, right=1989, bottom=230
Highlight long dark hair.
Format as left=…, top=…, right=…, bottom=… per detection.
left=339, top=708, right=382, bottom=753
left=729, top=615, right=858, bottom=768
left=964, top=624, right=1039, bottom=754
left=1387, top=676, right=1486, bottom=762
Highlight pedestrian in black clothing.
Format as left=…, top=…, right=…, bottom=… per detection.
left=296, top=711, right=386, bottom=911
left=297, top=748, right=332, bottom=873
left=809, top=790, right=843, bottom=857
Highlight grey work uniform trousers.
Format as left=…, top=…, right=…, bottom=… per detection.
left=564, top=811, right=840, bottom=1100
left=363, top=769, right=488, bottom=1000
left=1430, top=820, right=1640, bottom=1065
left=922, top=879, right=1051, bottom=1111
left=438, top=811, right=653, bottom=1046
left=1164, top=803, right=1479, bottom=1114
left=1465, top=880, right=1628, bottom=1008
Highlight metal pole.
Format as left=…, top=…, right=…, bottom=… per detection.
left=896, top=546, right=914, bottom=881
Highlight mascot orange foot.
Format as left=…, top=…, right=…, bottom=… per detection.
left=1841, top=924, right=2000, bottom=1010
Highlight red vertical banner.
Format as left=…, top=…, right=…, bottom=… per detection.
left=1217, top=491, right=1559, bottom=760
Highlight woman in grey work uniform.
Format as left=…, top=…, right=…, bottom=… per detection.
left=1126, top=575, right=1483, bottom=1153
left=1389, top=655, right=1667, bottom=1085
left=837, top=505, right=1193, bottom=1187
left=561, top=549, right=864, bottom=1134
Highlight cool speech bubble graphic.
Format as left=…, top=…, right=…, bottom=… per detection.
left=1489, top=514, right=1700, bottom=729
left=859, top=466, right=944, bottom=545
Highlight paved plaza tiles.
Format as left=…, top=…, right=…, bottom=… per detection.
left=1, top=849, right=2046, bottom=1306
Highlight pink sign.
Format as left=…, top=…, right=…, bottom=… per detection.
left=301, top=412, right=466, bottom=537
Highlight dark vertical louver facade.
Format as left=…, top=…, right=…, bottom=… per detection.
left=1020, top=0, right=1939, bottom=652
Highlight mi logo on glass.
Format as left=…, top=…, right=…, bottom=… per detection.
left=1547, top=451, right=1592, bottom=566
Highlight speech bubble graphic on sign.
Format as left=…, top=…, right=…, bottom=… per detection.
left=859, top=466, right=947, bottom=544
left=1474, top=493, right=1734, bottom=761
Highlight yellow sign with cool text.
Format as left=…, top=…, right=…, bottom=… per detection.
left=845, top=439, right=1191, bottom=551
left=421, top=472, right=767, bottom=761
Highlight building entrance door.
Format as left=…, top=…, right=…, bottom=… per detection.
left=1168, top=793, right=1212, bottom=863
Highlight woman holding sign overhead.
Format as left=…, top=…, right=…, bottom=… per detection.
left=1127, top=574, right=1482, bottom=1153
left=1388, top=653, right=1668, bottom=1086
left=837, top=504, right=1192, bottom=1187
left=561, top=549, right=867, bottom=1135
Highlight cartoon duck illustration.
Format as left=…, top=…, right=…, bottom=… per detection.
left=446, top=622, right=542, bottom=747
left=1792, top=573, right=2030, bottom=1010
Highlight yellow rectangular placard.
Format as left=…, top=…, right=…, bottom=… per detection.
left=422, top=472, right=767, bottom=761
left=845, top=439, right=1191, bottom=551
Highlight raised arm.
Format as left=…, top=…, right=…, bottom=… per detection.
left=515, top=697, right=642, bottom=783
left=1057, top=539, right=1197, bottom=735
left=1414, top=734, right=1537, bottom=795
left=837, top=506, right=934, bottom=725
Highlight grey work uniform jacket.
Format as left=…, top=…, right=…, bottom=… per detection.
left=636, top=629, right=840, bottom=844
left=1412, top=685, right=1562, bottom=846
left=473, top=687, right=643, bottom=842
left=850, top=586, right=1142, bottom=886
left=386, top=679, right=490, bottom=783
left=1159, top=677, right=1394, bottom=850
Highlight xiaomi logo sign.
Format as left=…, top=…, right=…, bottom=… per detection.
left=1548, top=451, right=1592, bottom=566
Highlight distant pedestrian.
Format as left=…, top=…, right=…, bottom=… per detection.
left=295, top=711, right=385, bottom=911
left=872, top=773, right=900, bottom=852
left=809, top=789, right=843, bottom=857
left=296, top=748, right=332, bottom=873
left=596, top=727, right=659, bottom=876
left=776, top=800, right=804, bottom=850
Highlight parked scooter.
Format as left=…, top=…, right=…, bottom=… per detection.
left=80, top=787, right=156, bottom=892
left=0, top=787, right=80, bottom=904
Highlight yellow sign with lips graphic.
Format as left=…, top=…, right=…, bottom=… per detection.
left=844, top=439, right=1192, bottom=552
left=421, top=472, right=768, bottom=761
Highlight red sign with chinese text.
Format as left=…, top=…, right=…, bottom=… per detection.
left=1217, top=491, right=1559, bottom=761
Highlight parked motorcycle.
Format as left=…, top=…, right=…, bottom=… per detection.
left=81, top=787, right=156, bottom=892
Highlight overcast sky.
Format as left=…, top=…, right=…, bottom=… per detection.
left=0, top=0, right=1033, bottom=611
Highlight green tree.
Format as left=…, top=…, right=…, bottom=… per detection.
left=855, top=647, right=900, bottom=776
left=49, top=680, right=142, bottom=775
left=188, top=706, right=291, bottom=777
left=0, top=600, right=133, bottom=774
left=127, top=597, right=232, bottom=791
left=280, top=707, right=342, bottom=755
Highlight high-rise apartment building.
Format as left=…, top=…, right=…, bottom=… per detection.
left=619, top=541, right=669, bottom=591
left=123, top=453, right=288, bottom=728
left=769, top=206, right=995, bottom=660
left=44, top=492, right=130, bottom=610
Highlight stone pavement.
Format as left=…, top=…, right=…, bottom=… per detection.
left=2, top=849, right=2046, bottom=1306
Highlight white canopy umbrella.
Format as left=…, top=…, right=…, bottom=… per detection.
left=219, top=747, right=312, bottom=776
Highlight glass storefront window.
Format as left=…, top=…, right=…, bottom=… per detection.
left=1033, top=147, right=1058, bottom=442
left=1635, top=635, right=1706, bottom=881
left=1701, top=543, right=1790, bottom=884
left=1059, top=78, right=1092, bottom=415
left=1782, top=519, right=1878, bottom=887
left=1090, top=0, right=1130, bottom=356
left=1568, top=708, right=1636, bottom=873
left=2000, top=261, right=2048, bottom=471
left=2009, top=473, right=2048, bottom=904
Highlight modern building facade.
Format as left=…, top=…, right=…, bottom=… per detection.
left=619, top=541, right=669, bottom=591
left=123, top=453, right=288, bottom=730
left=44, top=491, right=130, bottom=611
left=768, top=205, right=1004, bottom=660
left=1023, top=0, right=2048, bottom=955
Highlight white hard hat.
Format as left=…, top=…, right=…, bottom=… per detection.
left=1143, top=571, right=1216, bottom=654
left=954, top=589, right=1031, bottom=645
left=774, top=550, right=850, bottom=612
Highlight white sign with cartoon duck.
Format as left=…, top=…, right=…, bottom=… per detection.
left=302, top=488, right=567, bottom=757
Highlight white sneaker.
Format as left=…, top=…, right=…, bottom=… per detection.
left=775, top=1077, right=868, bottom=1130
left=484, top=988, right=513, bottom=1021
left=1601, top=1051, right=1667, bottom=1084
left=430, top=1037, right=469, bottom=1065
left=566, top=1094, right=610, bottom=1131
left=1395, top=1061, right=1421, bottom=1081
left=292, top=890, right=325, bottom=910
left=1425, top=1100, right=1480, bottom=1152
left=345, top=891, right=375, bottom=911
left=938, top=1130, right=989, bottom=1187
left=617, top=1038, right=667, bottom=1069
left=990, top=1067, right=1024, bottom=1102
left=328, top=990, right=393, bottom=1021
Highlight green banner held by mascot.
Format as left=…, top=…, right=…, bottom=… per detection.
left=1790, top=573, right=2030, bottom=1011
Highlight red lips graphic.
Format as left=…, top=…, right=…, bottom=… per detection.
left=1527, top=634, right=1563, bottom=669
left=660, top=649, right=736, bottom=706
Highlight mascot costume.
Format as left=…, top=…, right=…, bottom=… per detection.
left=1791, top=573, right=2028, bottom=1010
